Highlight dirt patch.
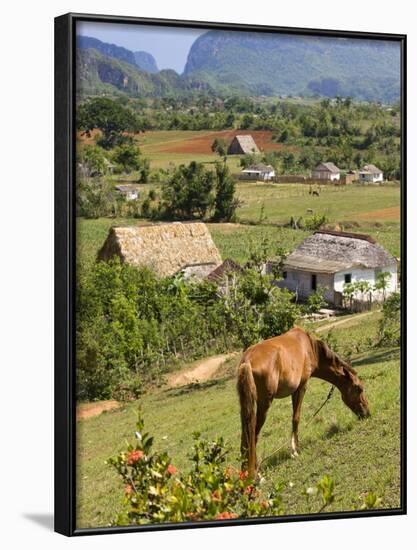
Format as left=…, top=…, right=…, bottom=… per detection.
left=77, top=400, right=121, bottom=421
left=155, top=130, right=287, bottom=155
left=356, top=206, right=400, bottom=221
left=167, top=352, right=238, bottom=387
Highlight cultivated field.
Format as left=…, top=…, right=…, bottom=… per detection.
left=76, top=312, right=401, bottom=528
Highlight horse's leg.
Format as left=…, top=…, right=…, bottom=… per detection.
left=291, top=383, right=307, bottom=457
left=254, top=397, right=272, bottom=471
left=255, top=398, right=271, bottom=443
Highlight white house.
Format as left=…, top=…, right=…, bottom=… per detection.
left=312, top=162, right=340, bottom=181
left=359, top=164, right=383, bottom=184
left=268, top=230, right=397, bottom=307
left=240, top=163, right=275, bottom=181
left=115, top=184, right=140, bottom=201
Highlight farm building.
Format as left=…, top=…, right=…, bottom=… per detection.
left=227, top=135, right=260, bottom=155
left=269, top=230, right=397, bottom=306
left=359, top=164, right=384, bottom=184
left=97, top=222, right=222, bottom=278
left=115, top=184, right=140, bottom=200
left=311, top=162, right=340, bottom=181
left=240, top=163, right=275, bottom=181
left=341, top=170, right=359, bottom=184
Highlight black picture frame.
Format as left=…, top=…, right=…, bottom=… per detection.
left=54, top=12, right=407, bottom=537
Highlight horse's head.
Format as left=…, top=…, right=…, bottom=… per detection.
left=338, top=360, right=370, bottom=419
left=315, top=339, right=370, bottom=419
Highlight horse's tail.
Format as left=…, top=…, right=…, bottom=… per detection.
left=237, top=361, right=257, bottom=479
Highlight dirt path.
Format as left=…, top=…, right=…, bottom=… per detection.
left=77, top=400, right=121, bottom=421
left=167, top=352, right=238, bottom=387
left=77, top=352, right=238, bottom=420
left=315, top=311, right=375, bottom=333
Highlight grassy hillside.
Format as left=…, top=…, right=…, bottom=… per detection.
left=76, top=312, right=401, bottom=528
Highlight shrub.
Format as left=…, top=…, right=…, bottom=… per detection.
left=108, top=411, right=376, bottom=525
left=377, top=292, right=400, bottom=346
left=108, top=411, right=283, bottom=525
left=305, top=214, right=328, bottom=231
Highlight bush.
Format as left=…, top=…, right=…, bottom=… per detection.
left=305, top=214, right=328, bottom=231
left=378, top=292, right=400, bottom=346
left=108, top=412, right=281, bottom=525
left=108, top=411, right=377, bottom=525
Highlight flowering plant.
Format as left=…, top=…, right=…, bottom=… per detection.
left=107, top=411, right=283, bottom=525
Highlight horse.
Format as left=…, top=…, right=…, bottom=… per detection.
left=237, top=326, right=370, bottom=478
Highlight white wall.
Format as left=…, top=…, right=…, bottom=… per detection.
left=334, top=264, right=398, bottom=297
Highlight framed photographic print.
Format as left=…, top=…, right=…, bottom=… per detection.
left=55, top=12, right=406, bottom=536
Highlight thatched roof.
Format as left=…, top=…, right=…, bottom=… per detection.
left=360, top=164, right=383, bottom=175
left=242, top=164, right=274, bottom=173
left=207, top=259, right=243, bottom=283
left=283, top=230, right=396, bottom=274
left=313, top=162, right=340, bottom=173
left=97, top=222, right=222, bottom=278
left=115, top=184, right=139, bottom=193
left=228, top=135, right=260, bottom=154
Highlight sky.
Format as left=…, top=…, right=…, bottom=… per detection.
left=77, top=22, right=204, bottom=73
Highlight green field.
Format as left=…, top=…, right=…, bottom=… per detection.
left=76, top=312, right=401, bottom=528
left=77, top=176, right=401, bottom=267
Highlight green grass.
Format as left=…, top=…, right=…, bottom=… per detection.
left=76, top=312, right=401, bottom=528
left=235, top=182, right=400, bottom=224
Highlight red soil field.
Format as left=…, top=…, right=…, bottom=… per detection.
left=156, top=130, right=286, bottom=154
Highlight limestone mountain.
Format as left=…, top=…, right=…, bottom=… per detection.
left=134, top=51, right=159, bottom=73
left=76, top=48, right=209, bottom=98
left=183, top=30, right=400, bottom=102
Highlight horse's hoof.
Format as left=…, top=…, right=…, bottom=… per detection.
left=291, top=450, right=299, bottom=458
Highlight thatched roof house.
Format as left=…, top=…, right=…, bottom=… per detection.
left=359, top=164, right=383, bottom=183
left=240, top=163, right=275, bottom=181
left=115, top=184, right=140, bottom=200
left=227, top=135, right=260, bottom=155
left=312, top=162, right=340, bottom=181
left=97, top=222, right=222, bottom=278
left=271, top=230, right=397, bottom=306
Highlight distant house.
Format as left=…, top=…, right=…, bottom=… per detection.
left=97, top=222, right=222, bottom=278
left=115, top=184, right=140, bottom=201
left=268, top=230, right=397, bottom=306
left=359, top=164, right=383, bottom=184
left=312, top=162, right=340, bottom=181
left=240, top=164, right=275, bottom=181
left=227, top=135, right=260, bottom=155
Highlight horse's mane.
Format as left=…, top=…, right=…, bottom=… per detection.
left=311, top=333, right=358, bottom=377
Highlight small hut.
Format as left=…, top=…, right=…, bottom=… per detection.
left=359, top=164, right=384, bottom=184
left=115, top=184, right=140, bottom=200
left=97, top=222, right=222, bottom=278
left=227, top=135, right=260, bottom=155
left=240, top=164, right=275, bottom=181
left=312, top=162, right=340, bottom=181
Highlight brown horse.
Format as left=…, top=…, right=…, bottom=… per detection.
left=237, top=327, right=370, bottom=478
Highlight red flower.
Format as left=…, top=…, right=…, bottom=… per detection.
left=244, top=484, right=254, bottom=496
left=127, top=450, right=144, bottom=465
left=125, top=484, right=133, bottom=495
left=215, top=511, right=238, bottom=520
left=166, top=464, right=177, bottom=476
left=239, top=470, right=249, bottom=481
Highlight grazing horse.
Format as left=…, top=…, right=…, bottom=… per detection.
left=237, top=327, right=370, bottom=478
